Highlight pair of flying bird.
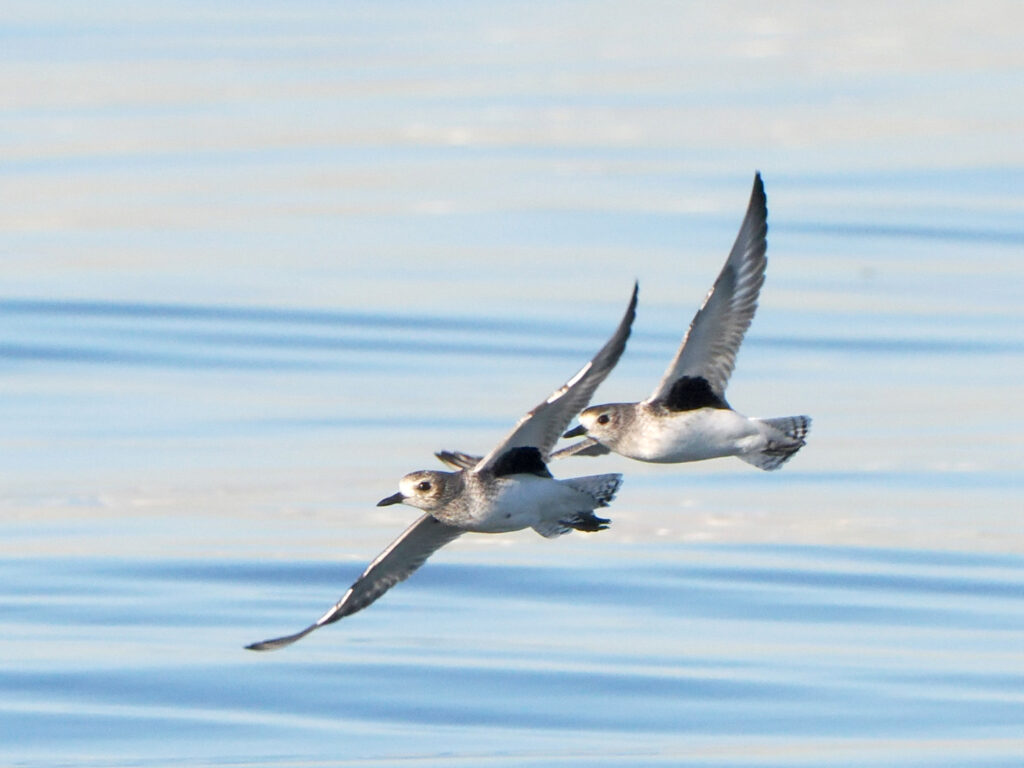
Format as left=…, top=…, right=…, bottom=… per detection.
left=247, top=172, right=811, bottom=651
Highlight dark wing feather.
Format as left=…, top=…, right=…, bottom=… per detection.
left=434, top=450, right=481, bottom=470
left=246, top=514, right=463, bottom=651
left=549, top=437, right=612, bottom=460
left=646, top=173, right=767, bottom=403
left=473, top=282, right=638, bottom=474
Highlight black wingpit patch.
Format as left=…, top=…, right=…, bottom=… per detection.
left=491, top=446, right=552, bottom=478
left=664, top=376, right=730, bottom=411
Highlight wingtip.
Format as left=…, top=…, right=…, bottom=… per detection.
left=244, top=623, right=318, bottom=651
left=624, top=280, right=639, bottom=323
left=745, top=171, right=768, bottom=240
left=245, top=639, right=279, bottom=652
left=245, top=633, right=299, bottom=651
left=751, top=171, right=766, bottom=203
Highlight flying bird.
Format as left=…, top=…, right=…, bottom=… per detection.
left=560, top=172, right=810, bottom=470
left=246, top=283, right=638, bottom=651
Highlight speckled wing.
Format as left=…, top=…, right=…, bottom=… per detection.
left=473, top=282, right=638, bottom=474
left=246, top=513, right=463, bottom=651
left=646, top=173, right=767, bottom=403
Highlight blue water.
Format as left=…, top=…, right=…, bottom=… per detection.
left=3, top=3, right=1024, bottom=766
left=3, top=547, right=1024, bottom=765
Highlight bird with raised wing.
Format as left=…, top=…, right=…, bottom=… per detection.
left=561, top=173, right=810, bottom=470
left=246, top=283, right=638, bottom=651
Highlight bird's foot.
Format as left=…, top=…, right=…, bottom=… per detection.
left=560, top=511, right=611, bottom=533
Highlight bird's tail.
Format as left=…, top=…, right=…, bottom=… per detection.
left=532, top=473, right=622, bottom=538
left=740, top=415, right=812, bottom=471
left=563, top=473, right=623, bottom=507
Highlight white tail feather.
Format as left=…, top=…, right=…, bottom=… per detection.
left=740, top=415, right=811, bottom=471
left=563, top=473, right=623, bottom=507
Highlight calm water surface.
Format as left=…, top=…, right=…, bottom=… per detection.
left=2, top=3, right=1024, bottom=766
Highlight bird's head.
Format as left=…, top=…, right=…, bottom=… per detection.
left=564, top=404, right=629, bottom=444
left=377, top=470, right=453, bottom=511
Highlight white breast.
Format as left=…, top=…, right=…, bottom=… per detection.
left=625, top=407, right=762, bottom=463
left=469, top=475, right=577, bottom=533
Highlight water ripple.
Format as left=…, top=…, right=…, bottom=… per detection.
left=3, top=542, right=1023, bottom=764
left=2, top=297, right=1017, bottom=373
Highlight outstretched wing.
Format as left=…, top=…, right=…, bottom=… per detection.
left=473, top=282, right=638, bottom=474
left=549, top=436, right=611, bottom=460
left=434, top=449, right=480, bottom=470
left=246, top=513, right=463, bottom=651
left=646, top=173, right=767, bottom=403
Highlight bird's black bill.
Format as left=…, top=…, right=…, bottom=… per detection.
left=377, top=492, right=405, bottom=506
left=562, top=424, right=588, bottom=438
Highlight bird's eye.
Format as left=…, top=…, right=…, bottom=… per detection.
left=597, top=413, right=611, bottom=425
left=416, top=480, right=432, bottom=492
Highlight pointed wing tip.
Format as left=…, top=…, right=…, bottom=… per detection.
left=245, top=635, right=298, bottom=652
left=551, top=437, right=612, bottom=460
left=742, top=171, right=768, bottom=251
left=244, top=624, right=317, bottom=652
left=599, top=278, right=639, bottom=372
left=474, top=278, right=639, bottom=472
left=245, top=639, right=282, bottom=652
left=751, top=172, right=766, bottom=209
left=618, top=280, right=639, bottom=338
